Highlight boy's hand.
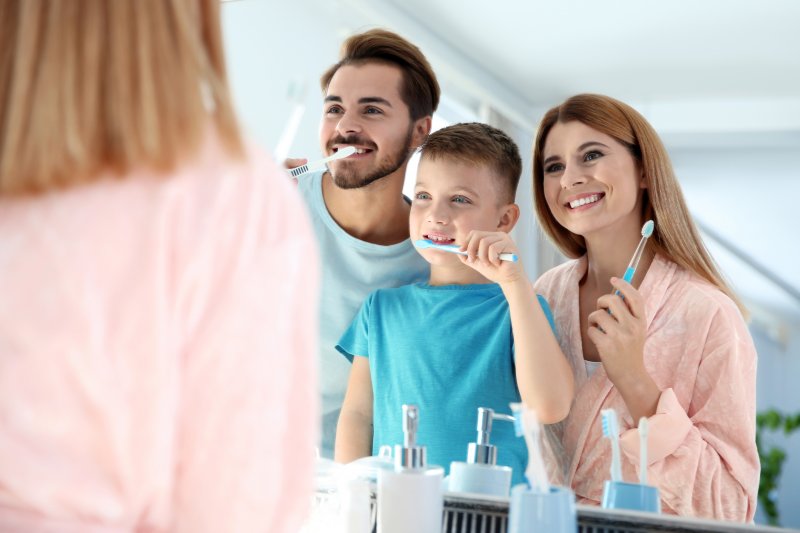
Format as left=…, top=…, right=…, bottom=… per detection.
left=459, top=230, right=524, bottom=285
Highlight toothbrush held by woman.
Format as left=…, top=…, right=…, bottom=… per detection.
left=615, top=219, right=655, bottom=296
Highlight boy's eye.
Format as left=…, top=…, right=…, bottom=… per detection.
left=452, top=195, right=471, bottom=204
left=544, top=162, right=564, bottom=173
left=414, top=192, right=431, bottom=201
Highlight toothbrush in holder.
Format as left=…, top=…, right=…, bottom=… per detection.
left=601, top=409, right=622, bottom=482
left=288, top=146, right=357, bottom=178
left=615, top=219, right=655, bottom=296
left=510, top=402, right=549, bottom=493
left=414, top=240, right=518, bottom=262
left=638, top=417, right=649, bottom=485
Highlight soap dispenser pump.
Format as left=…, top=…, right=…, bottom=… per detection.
left=377, top=404, right=444, bottom=533
left=448, top=407, right=514, bottom=497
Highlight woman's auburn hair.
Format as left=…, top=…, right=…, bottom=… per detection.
left=532, top=94, right=746, bottom=317
left=0, top=0, right=243, bottom=195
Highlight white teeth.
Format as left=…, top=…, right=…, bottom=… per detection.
left=569, top=194, right=600, bottom=209
left=356, top=148, right=366, bottom=154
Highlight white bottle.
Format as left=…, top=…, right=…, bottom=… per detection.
left=338, top=476, right=372, bottom=533
left=448, top=407, right=514, bottom=497
left=377, top=404, right=443, bottom=533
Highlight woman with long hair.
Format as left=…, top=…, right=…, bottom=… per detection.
left=532, top=94, right=758, bottom=521
left=0, top=1, right=318, bottom=531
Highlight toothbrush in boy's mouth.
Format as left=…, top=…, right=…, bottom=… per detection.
left=414, top=238, right=518, bottom=262
left=288, top=146, right=357, bottom=178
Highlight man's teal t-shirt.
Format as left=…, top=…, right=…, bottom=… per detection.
left=336, top=282, right=556, bottom=487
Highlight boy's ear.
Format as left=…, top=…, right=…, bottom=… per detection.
left=497, top=203, right=520, bottom=232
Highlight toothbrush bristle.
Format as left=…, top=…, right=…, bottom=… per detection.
left=601, top=409, right=617, bottom=437
left=641, top=219, right=655, bottom=238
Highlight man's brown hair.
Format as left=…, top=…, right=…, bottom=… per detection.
left=320, top=29, right=440, bottom=121
left=419, top=122, right=522, bottom=204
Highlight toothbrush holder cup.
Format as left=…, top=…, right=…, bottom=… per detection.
left=508, top=484, right=576, bottom=533
left=602, top=480, right=661, bottom=513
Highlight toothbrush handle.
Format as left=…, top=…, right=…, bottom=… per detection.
left=611, top=441, right=623, bottom=482
left=614, top=266, right=636, bottom=297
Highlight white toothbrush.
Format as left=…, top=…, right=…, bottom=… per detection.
left=615, top=219, right=655, bottom=295
left=601, top=409, right=622, bottom=482
left=288, top=146, right=357, bottom=178
left=638, top=417, right=649, bottom=485
left=414, top=239, right=518, bottom=262
left=510, top=402, right=549, bottom=493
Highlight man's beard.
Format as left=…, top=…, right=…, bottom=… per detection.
left=327, top=125, right=415, bottom=190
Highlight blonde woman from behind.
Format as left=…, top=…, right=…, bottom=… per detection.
left=0, top=2, right=318, bottom=532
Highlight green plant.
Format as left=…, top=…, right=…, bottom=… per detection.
left=756, top=409, right=800, bottom=526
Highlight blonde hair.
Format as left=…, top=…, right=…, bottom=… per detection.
left=0, top=0, right=243, bottom=195
left=532, top=94, right=746, bottom=316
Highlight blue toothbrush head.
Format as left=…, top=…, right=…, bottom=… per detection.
left=413, top=239, right=434, bottom=249
left=641, top=220, right=655, bottom=238
left=601, top=409, right=619, bottom=438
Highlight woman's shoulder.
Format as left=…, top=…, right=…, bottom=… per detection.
left=659, top=257, right=746, bottom=329
left=534, top=256, right=584, bottom=296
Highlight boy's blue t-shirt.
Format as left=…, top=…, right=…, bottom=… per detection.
left=336, top=282, right=556, bottom=487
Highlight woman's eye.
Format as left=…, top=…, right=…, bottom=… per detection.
left=545, top=163, right=564, bottom=173
left=584, top=150, right=603, bottom=162
left=452, top=195, right=471, bottom=204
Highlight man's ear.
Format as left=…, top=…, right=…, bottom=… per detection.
left=412, top=116, right=432, bottom=147
left=497, top=203, right=520, bottom=232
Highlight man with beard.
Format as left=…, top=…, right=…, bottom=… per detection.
left=289, top=29, right=440, bottom=458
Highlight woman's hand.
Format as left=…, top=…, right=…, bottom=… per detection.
left=587, top=277, right=649, bottom=388
left=458, top=230, right=524, bottom=286
left=587, top=277, right=661, bottom=420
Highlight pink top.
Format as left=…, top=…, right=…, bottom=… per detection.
left=534, top=254, right=759, bottom=522
left=0, top=138, right=319, bottom=533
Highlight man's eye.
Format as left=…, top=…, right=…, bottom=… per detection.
left=326, top=106, right=343, bottom=114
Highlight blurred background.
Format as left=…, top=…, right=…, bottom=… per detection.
left=220, top=0, right=800, bottom=526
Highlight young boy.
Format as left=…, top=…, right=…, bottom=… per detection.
left=334, top=123, right=574, bottom=484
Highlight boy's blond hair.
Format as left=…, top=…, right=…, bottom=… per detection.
left=0, top=0, right=242, bottom=195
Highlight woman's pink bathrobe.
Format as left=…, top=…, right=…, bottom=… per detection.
left=535, top=254, right=759, bottom=522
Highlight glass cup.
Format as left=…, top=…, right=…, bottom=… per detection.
left=601, top=480, right=661, bottom=513
left=508, top=484, right=576, bottom=533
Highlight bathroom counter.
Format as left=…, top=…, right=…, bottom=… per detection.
left=310, top=489, right=799, bottom=533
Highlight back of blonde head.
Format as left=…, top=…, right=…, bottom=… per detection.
left=0, top=0, right=242, bottom=195
left=532, top=94, right=746, bottom=316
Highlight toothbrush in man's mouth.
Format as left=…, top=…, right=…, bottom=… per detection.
left=288, top=146, right=357, bottom=177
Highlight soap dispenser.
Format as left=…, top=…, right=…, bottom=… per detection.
left=448, top=407, right=514, bottom=497
left=377, top=404, right=444, bottom=533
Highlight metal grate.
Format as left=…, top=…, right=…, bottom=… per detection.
left=312, top=490, right=797, bottom=533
